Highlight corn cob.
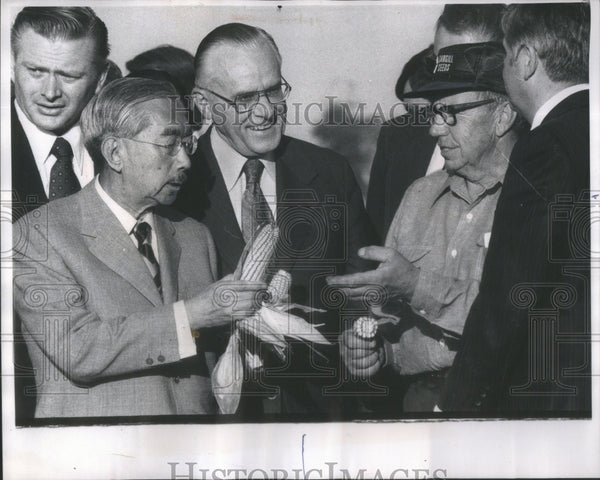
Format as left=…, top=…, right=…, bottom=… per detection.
left=353, top=316, right=378, bottom=340
left=267, top=269, right=291, bottom=304
left=240, top=223, right=279, bottom=281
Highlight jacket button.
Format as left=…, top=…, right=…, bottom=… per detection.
left=475, top=400, right=482, bottom=407
left=157, top=355, right=165, bottom=362
left=481, top=392, right=487, bottom=398
left=174, top=377, right=180, bottom=383
left=146, top=358, right=153, bottom=365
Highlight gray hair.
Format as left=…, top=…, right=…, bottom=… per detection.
left=81, top=77, right=178, bottom=166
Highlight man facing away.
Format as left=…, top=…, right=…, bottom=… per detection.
left=441, top=3, right=591, bottom=415
left=13, top=78, right=266, bottom=418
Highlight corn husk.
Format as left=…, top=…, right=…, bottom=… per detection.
left=211, top=330, right=243, bottom=414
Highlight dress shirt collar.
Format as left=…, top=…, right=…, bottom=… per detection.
left=210, top=127, right=276, bottom=191
left=14, top=100, right=85, bottom=176
left=94, top=176, right=154, bottom=235
left=530, top=84, right=589, bottom=130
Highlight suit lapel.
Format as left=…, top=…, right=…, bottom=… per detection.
left=11, top=103, right=47, bottom=204
left=79, top=185, right=163, bottom=306
left=198, top=134, right=245, bottom=274
left=154, top=210, right=180, bottom=304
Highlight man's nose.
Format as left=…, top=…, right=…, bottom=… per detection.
left=250, top=93, right=277, bottom=121
left=41, top=74, right=62, bottom=101
left=428, top=118, right=448, bottom=138
left=176, top=146, right=192, bottom=171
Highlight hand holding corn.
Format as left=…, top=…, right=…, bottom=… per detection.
left=339, top=318, right=385, bottom=377
left=184, top=274, right=267, bottom=330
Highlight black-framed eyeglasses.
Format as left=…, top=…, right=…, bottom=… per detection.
left=197, top=77, right=292, bottom=113
left=124, top=134, right=198, bottom=156
left=430, top=98, right=496, bottom=126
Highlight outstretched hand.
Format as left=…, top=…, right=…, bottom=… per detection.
left=326, top=246, right=419, bottom=302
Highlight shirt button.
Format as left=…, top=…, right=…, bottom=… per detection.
left=157, top=355, right=165, bottom=363
left=146, top=358, right=153, bottom=365
left=173, top=377, right=180, bottom=383
left=451, top=249, right=457, bottom=258
left=466, top=213, right=473, bottom=222
left=419, top=309, right=427, bottom=315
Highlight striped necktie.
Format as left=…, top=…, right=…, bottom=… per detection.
left=132, top=220, right=162, bottom=299
left=241, top=158, right=274, bottom=243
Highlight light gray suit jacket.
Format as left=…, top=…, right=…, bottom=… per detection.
left=13, top=183, right=219, bottom=418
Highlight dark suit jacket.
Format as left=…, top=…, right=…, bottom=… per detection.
left=366, top=112, right=437, bottom=240
left=11, top=103, right=48, bottom=221
left=175, top=132, right=377, bottom=318
left=441, top=90, right=591, bottom=416
left=175, top=132, right=377, bottom=415
left=13, top=183, right=219, bottom=418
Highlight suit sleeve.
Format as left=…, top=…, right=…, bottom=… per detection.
left=342, top=158, right=380, bottom=274
left=14, top=215, right=195, bottom=386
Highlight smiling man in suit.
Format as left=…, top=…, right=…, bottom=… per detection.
left=175, top=23, right=376, bottom=415
left=13, top=78, right=266, bottom=418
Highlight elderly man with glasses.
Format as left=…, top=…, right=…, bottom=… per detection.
left=328, top=42, right=524, bottom=412
left=174, top=23, right=376, bottom=416
left=12, top=78, right=267, bottom=418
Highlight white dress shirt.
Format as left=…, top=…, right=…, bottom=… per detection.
left=94, top=177, right=197, bottom=359
left=530, top=84, right=589, bottom=130
left=210, top=127, right=277, bottom=226
left=14, top=100, right=95, bottom=196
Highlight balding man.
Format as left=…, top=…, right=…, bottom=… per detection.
left=175, top=23, right=376, bottom=415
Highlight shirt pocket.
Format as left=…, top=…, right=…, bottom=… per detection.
left=398, top=245, right=433, bottom=264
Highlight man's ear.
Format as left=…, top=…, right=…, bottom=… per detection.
left=94, top=62, right=110, bottom=94
left=101, top=137, right=124, bottom=173
left=516, top=44, right=538, bottom=81
left=192, top=88, right=212, bottom=125
left=495, top=101, right=518, bottom=137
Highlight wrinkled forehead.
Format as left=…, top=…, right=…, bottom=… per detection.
left=13, top=25, right=102, bottom=61
left=132, top=98, right=189, bottom=134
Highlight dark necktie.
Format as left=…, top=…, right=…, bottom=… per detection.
left=49, top=137, right=80, bottom=200
left=132, top=220, right=162, bottom=299
left=241, top=158, right=274, bottom=243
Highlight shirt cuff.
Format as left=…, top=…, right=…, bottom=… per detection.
left=173, top=300, right=197, bottom=359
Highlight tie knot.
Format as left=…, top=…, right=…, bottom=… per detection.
left=51, top=137, right=74, bottom=159
left=242, top=158, right=264, bottom=185
left=133, top=221, right=152, bottom=245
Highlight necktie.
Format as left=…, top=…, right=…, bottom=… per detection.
left=49, top=137, right=80, bottom=199
left=241, top=158, right=274, bottom=243
left=133, top=220, right=163, bottom=299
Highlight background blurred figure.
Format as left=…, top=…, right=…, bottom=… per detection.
left=126, top=45, right=201, bottom=130
left=366, top=3, right=506, bottom=241
left=105, top=59, right=123, bottom=83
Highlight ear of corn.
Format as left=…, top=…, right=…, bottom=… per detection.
left=353, top=316, right=378, bottom=340
left=240, top=223, right=279, bottom=282
left=267, top=269, right=291, bottom=304
left=212, top=330, right=243, bottom=414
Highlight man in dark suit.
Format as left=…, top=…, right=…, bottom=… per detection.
left=175, top=23, right=376, bottom=415
left=366, top=4, right=506, bottom=240
left=10, top=7, right=110, bottom=422
left=441, top=3, right=591, bottom=415
left=11, top=7, right=110, bottom=219
left=13, top=78, right=265, bottom=418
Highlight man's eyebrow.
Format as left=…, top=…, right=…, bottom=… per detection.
left=21, top=61, right=84, bottom=77
left=235, top=80, right=281, bottom=97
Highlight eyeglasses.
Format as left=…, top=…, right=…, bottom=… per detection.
left=124, top=134, right=198, bottom=156
left=197, top=77, right=292, bottom=113
left=430, top=98, right=496, bottom=126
